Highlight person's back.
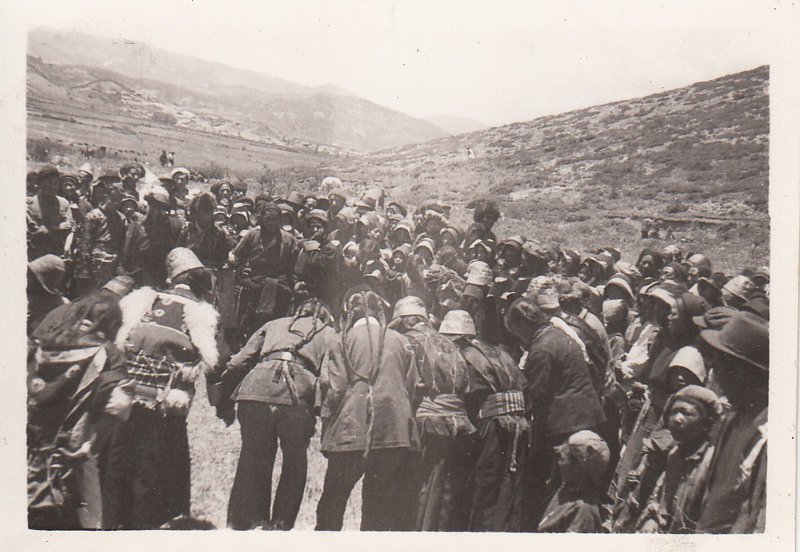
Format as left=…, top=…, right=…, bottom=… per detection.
left=320, top=319, right=420, bottom=453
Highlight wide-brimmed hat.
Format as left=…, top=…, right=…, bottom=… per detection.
left=386, top=201, right=407, bottom=217
left=668, top=346, right=707, bottom=383
left=604, top=274, right=635, bottom=303
left=213, top=206, right=229, bottom=221
left=166, top=247, right=205, bottom=282
left=700, top=311, right=769, bottom=371
left=741, top=296, right=769, bottom=320
left=751, top=266, right=770, bottom=284
left=328, top=188, right=348, bottom=201
left=355, top=195, right=377, bottom=211
left=723, top=274, right=756, bottom=301
left=525, top=275, right=560, bottom=310
left=692, top=305, right=739, bottom=329
left=393, top=219, right=415, bottom=235
left=685, top=253, right=712, bottom=271
left=499, top=235, right=525, bottom=251
left=414, top=239, right=436, bottom=258
left=439, top=309, right=476, bottom=336
left=28, top=255, right=65, bottom=295
left=392, top=295, right=428, bottom=320
left=145, top=185, right=170, bottom=206
left=304, top=209, right=329, bottom=225
left=286, top=191, right=306, bottom=209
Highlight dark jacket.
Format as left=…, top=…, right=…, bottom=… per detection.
left=319, top=318, right=421, bottom=453
left=523, top=324, right=605, bottom=438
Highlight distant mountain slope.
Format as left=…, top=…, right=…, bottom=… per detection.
left=28, top=28, right=448, bottom=151
left=309, top=66, right=768, bottom=219
left=423, top=114, right=489, bottom=135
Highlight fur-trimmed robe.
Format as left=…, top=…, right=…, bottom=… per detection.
left=100, top=285, right=220, bottom=529
left=115, top=286, right=219, bottom=404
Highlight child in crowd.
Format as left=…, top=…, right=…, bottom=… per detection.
left=538, top=430, right=611, bottom=533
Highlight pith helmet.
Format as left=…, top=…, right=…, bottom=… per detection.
left=166, top=247, right=205, bottom=282
left=392, top=296, right=428, bottom=320
left=439, top=309, right=476, bottom=336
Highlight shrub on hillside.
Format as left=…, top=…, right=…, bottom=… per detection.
left=197, top=161, right=231, bottom=180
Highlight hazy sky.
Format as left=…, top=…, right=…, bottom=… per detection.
left=17, top=0, right=775, bottom=126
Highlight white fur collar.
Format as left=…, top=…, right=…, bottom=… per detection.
left=115, top=286, right=219, bottom=375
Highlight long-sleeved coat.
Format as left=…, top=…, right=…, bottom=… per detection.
left=222, top=315, right=336, bottom=407
left=523, top=324, right=606, bottom=439
left=319, top=318, right=421, bottom=453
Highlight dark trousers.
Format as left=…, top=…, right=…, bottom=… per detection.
left=227, top=401, right=315, bottom=530
left=412, top=432, right=470, bottom=531
left=468, top=420, right=527, bottom=532
left=315, top=448, right=411, bottom=531
left=98, top=406, right=190, bottom=529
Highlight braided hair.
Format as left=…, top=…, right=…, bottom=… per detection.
left=340, top=286, right=388, bottom=456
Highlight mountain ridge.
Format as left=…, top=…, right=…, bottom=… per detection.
left=28, top=28, right=448, bottom=151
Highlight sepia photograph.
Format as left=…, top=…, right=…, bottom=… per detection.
left=2, top=0, right=798, bottom=548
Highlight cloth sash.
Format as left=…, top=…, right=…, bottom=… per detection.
left=478, top=390, right=525, bottom=420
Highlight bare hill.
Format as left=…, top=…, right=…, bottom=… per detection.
left=276, top=67, right=770, bottom=270
left=28, top=28, right=448, bottom=152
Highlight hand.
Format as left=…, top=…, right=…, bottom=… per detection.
left=58, top=221, right=73, bottom=232
left=105, top=386, right=133, bottom=421
left=215, top=402, right=236, bottom=426
left=65, top=364, right=83, bottom=380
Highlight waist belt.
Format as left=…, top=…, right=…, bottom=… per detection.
left=478, top=390, right=525, bottom=420
left=264, top=351, right=301, bottom=363
left=262, top=351, right=304, bottom=404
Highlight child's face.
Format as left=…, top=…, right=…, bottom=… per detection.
left=666, top=398, right=708, bottom=444
left=667, top=366, right=702, bottom=393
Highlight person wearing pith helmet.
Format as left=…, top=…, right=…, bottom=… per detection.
left=695, top=311, right=768, bottom=534
left=101, top=247, right=224, bottom=529
left=438, top=308, right=530, bottom=531
left=77, top=163, right=93, bottom=189
left=388, top=297, right=475, bottom=531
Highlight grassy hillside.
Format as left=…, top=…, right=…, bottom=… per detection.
left=274, top=67, right=770, bottom=273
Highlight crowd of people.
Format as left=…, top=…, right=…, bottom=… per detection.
left=26, top=161, right=769, bottom=533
